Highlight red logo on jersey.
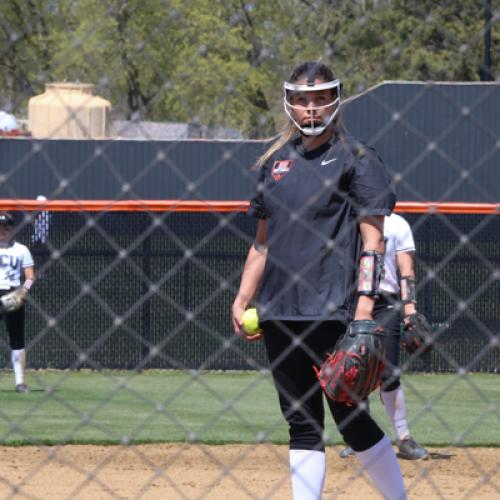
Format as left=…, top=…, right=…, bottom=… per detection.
left=271, top=160, right=293, bottom=181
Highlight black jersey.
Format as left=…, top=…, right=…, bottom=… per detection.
left=248, top=134, right=396, bottom=323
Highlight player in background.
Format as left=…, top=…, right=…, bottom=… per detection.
left=32, top=195, right=50, bottom=245
left=0, top=212, right=35, bottom=393
left=341, top=212, right=429, bottom=460
left=232, top=62, right=406, bottom=500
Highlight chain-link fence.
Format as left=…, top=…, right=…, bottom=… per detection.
left=0, top=209, right=497, bottom=374
left=0, top=1, right=499, bottom=499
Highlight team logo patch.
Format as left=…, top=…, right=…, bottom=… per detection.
left=271, top=160, right=293, bottom=181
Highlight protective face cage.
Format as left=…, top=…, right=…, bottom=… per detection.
left=283, top=79, right=341, bottom=136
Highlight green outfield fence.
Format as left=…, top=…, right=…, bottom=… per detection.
left=0, top=201, right=498, bottom=374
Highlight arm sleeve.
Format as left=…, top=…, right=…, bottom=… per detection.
left=247, top=163, right=270, bottom=220
left=22, top=247, right=34, bottom=268
left=349, top=146, right=396, bottom=216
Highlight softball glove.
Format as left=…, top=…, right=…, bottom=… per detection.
left=314, top=320, right=385, bottom=406
left=402, top=312, right=433, bottom=355
left=0, top=289, right=26, bottom=313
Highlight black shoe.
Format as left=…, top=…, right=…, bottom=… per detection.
left=397, top=437, right=429, bottom=460
left=339, top=447, right=355, bottom=458
left=15, top=383, right=29, bottom=393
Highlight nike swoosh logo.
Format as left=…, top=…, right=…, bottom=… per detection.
left=321, top=158, right=337, bottom=165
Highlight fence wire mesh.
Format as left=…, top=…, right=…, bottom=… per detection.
left=0, top=0, right=499, bottom=499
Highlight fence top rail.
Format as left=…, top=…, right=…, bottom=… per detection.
left=0, top=200, right=499, bottom=214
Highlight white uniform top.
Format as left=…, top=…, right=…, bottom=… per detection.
left=379, top=213, right=415, bottom=295
left=0, top=241, right=34, bottom=290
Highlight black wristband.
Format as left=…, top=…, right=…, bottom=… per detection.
left=400, top=276, right=416, bottom=304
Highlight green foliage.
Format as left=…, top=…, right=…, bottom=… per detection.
left=0, top=0, right=495, bottom=137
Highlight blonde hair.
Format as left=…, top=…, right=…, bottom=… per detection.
left=254, top=114, right=346, bottom=170
left=254, top=123, right=297, bottom=169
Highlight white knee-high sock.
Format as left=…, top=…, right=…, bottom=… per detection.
left=355, top=435, right=406, bottom=500
left=381, top=387, right=410, bottom=441
left=11, top=349, right=26, bottom=385
left=289, top=449, right=325, bottom=500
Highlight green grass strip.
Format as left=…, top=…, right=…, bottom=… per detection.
left=0, top=370, right=498, bottom=446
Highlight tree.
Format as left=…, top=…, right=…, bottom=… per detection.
left=0, top=0, right=494, bottom=137
left=0, top=0, right=61, bottom=111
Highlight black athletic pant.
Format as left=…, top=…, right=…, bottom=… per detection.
left=373, top=295, right=402, bottom=392
left=0, top=289, right=26, bottom=350
left=262, top=320, right=384, bottom=452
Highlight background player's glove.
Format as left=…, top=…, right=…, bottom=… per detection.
left=402, top=312, right=433, bottom=355
left=314, top=320, right=385, bottom=406
left=0, top=289, right=26, bottom=313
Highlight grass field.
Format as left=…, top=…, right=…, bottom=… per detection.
left=0, top=370, right=498, bottom=447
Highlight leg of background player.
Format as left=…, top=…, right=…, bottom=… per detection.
left=6, top=306, right=29, bottom=393
left=379, top=299, right=428, bottom=460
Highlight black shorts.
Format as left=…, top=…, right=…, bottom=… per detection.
left=0, top=289, right=26, bottom=350
left=373, top=294, right=402, bottom=391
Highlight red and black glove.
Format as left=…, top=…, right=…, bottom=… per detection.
left=314, top=320, right=385, bottom=406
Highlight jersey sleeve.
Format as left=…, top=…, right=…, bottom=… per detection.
left=395, top=217, right=416, bottom=254
left=349, top=146, right=396, bottom=216
left=247, top=163, right=271, bottom=220
left=21, top=246, right=34, bottom=268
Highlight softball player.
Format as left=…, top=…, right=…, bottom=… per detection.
left=340, top=213, right=429, bottom=460
left=232, top=62, right=406, bottom=500
left=0, top=212, right=35, bottom=393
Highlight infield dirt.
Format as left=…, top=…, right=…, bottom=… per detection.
left=0, top=444, right=498, bottom=498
